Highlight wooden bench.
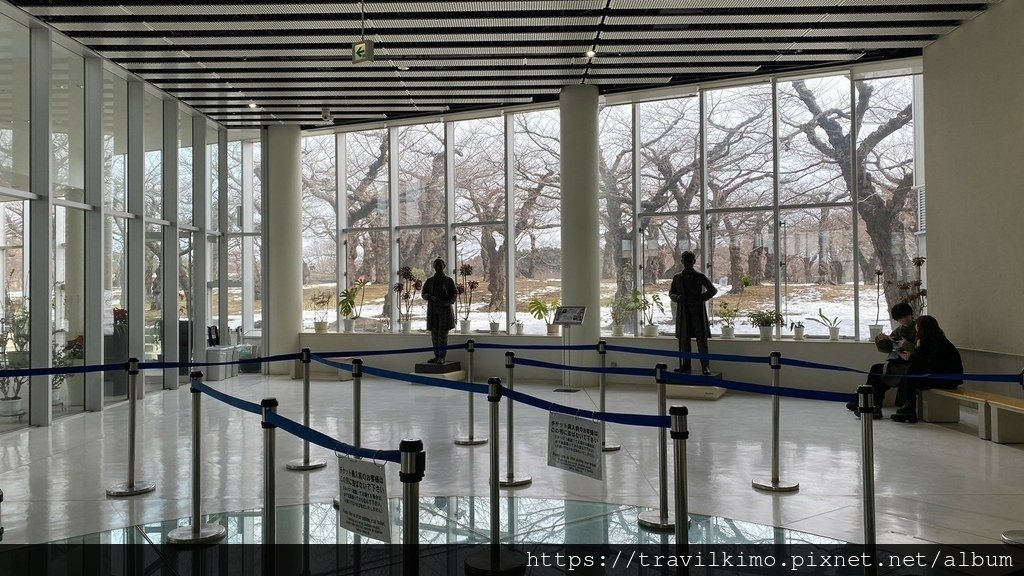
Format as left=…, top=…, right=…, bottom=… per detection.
left=922, top=388, right=1024, bottom=443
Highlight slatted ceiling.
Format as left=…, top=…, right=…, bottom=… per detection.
left=8, top=1, right=995, bottom=128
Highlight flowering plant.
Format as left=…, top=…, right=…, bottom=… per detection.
left=64, top=335, right=85, bottom=360
left=395, top=266, right=422, bottom=321
left=310, top=289, right=334, bottom=323
left=456, top=264, right=478, bottom=321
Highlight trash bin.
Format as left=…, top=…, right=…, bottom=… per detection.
left=230, top=346, right=241, bottom=377
left=239, top=344, right=261, bottom=374
left=205, top=346, right=232, bottom=381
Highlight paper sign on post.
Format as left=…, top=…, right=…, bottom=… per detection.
left=547, top=412, right=603, bottom=480
left=337, top=456, right=391, bottom=543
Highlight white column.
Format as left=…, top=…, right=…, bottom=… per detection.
left=126, top=80, right=146, bottom=399
left=559, top=85, right=601, bottom=386
left=83, top=56, right=104, bottom=411
left=191, top=114, right=209, bottom=376
left=264, top=125, right=303, bottom=373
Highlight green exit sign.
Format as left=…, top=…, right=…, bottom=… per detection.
left=352, top=40, right=374, bottom=64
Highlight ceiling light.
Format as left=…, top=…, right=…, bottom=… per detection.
left=248, top=102, right=258, bottom=109
left=585, top=50, right=596, bottom=58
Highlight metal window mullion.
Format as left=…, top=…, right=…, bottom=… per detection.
left=771, top=78, right=782, bottom=336
left=443, top=121, right=457, bottom=308
left=850, top=74, right=861, bottom=341
left=336, top=133, right=347, bottom=317
left=504, top=113, right=515, bottom=329
left=28, top=25, right=54, bottom=425
left=632, top=102, right=642, bottom=335
left=83, top=56, right=104, bottom=412
left=126, top=80, right=145, bottom=398
left=241, top=138, right=254, bottom=332
left=218, top=128, right=229, bottom=338
left=191, top=114, right=209, bottom=369
left=160, top=98, right=178, bottom=389
left=258, top=128, right=269, bottom=355
left=699, top=90, right=710, bottom=307
left=388, top=126, right=399, bottom=329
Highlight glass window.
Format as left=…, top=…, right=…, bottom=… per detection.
left=346, top=130, right=389, bottom=229
left=143, top=223, right=163, bottom=389
left=513, top=110, right=561, bottom=334
left=143, top=92, right=163, bottom=219
left=0, top=17, right=29, bottom=195
left=105, top=215, right=128, bottom=403
left=398, top=123, right=445, bottom=226
left=453, top=117, right=505, bottom=224
left=638, top=96, right=700, bottom=213
left=398, top=227, right=446, bottom=331
left=103, top=71, right=128, bottom=211
left=0, top=201, right=29, bottom=432
left=599, top=104, right=635, bottom=331
left=345, top=230, right=389, bottom=329
left=51, top=44, right=85, bottom=203
left=301, top=134, right=337, bottom=331
left=707, top=211, right=776, bottom=336
left=454, top=225, right=506, bottom=330
left=178, top=110, right=193, bottom=225
left=53, top=206, right=85, bottom=417
left=208, top=124, right=220, bottom=230
left=706, top=84, right=774, bottom=209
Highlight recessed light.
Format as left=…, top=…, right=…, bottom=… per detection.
left=585, top=50, right=596, bottom=58
left=248, top=102, right=258, bottom=109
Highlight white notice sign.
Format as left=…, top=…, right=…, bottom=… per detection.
left=337, top=456, right=391, bottom=543
left=547, top=412, right=603, bottom=480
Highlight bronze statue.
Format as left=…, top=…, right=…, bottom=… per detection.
left=421, top=258, right=457, bottom=363
left=669, top=251, right=718, bottom=374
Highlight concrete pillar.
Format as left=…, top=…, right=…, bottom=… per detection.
left=264, top=125, right=302, bottom=374
left=559, top=85, right=601, bottom=386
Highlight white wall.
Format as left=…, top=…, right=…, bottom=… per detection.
left=923, top=0, right=1024, bottom=364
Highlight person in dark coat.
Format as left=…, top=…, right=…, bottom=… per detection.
left=669, top=251, right=718, bottom=374
left=421, top=258, right=457, bottom=363
left=890, top=315, right=963, bottom=423
left=845, top=302, right=917, bottom=419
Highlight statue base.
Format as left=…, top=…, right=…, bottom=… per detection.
left=667, top=371, right=726, bottom=400
left=414, top=361, right=465, bottom=381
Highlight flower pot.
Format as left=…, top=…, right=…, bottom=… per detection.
left=828, top=326, right=841, bottom=341
left=868, top=324, right=885, bottom=340
left=0, top=397, right=23, bottom=416
left=489, top=322, right=500, bottom=334
left=720, top=325, right=735, bottom=339
left=793, top=326, right=805, bottom=340
left=612, top=324, right=624, bottom=337
left=313, top=321, right=328, bottom=334
left=400, top=320, right=412, bottom=333
left=460, top=319, right=472, bottom=334
left=342, top=318, right=355, bottom=333
left=546, top=324, right=560, bottom=336
left=758, top=325, right=773, bottom=340
left=514, top=324, right=525, bottom=335
left=642, top=324, right=659, bottom=338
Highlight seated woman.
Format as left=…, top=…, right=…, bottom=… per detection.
left=890, top=315, right=964, bottom=423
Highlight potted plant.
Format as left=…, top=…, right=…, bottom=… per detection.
left=456, top=264, right=478, bottom=334
left=629, top=290, right=664, bottom=337
left=487, top=310, right=503, bottom=334
left=310, top=288, right=334, bottom=333
left=338, top=287, right=358, bottom=333
left=0, top=330, right=27, bottom=416
left=394, top=267, right=422, bottom=333
left=609, top=293, right=632, bottom=337
left=528, top=296, right=560, bottom=336
left=62, top=334, right=86, bottom=405
left=790, top=320, right=805, bottom=341
left=748, top=309, right=783, bottom=340
left=510, top=316, right=524, bottom=336
left=868, top=269, right=885, bottom=339
left=716, top=301, right=739, bottom=339
left=806, top=308, right=842, bottom=340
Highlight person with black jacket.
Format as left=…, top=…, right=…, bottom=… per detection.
left=846, top=302, right=917, bottom=419
left=668, top=251, right=717, bottom=374
left=890, top=315, right=963, bottom=423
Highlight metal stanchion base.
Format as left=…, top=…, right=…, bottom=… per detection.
left=167, top=523, right=227, bottom=544
left=637, top=510, right=675, bottom=531
left=602, top=442, right=621, bottom=452
left=464, top=547, right=527, bottom=576
left=1002, top=531, right=1024, bottom=547
left=751, top=478, right=800, bottom=492
left=498, top=475, right=532, bottom=488
left=454, top=436, right=488, bottom=446
left=286, top=457, right=328, bottom=471
left=106, top=481, right=156, bottom=497
left=333, top=496, right=340, bottom=508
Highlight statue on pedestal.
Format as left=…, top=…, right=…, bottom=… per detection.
left=421, top=258, right=457, bottom=363
left=669, top=251, right=718, bottom=375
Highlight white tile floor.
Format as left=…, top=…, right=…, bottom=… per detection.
left=1, top=371, right=1023, bottom=545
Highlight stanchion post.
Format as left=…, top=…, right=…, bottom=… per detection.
left=400, top=439, right=426, bottom=575
left=262, top=397, right=279, bottom=545
left=353, top=358, right=362, bottom=448
left=499, top=352, right=531, bottom=488
left=638, top=363, right=674, bottom=531
left=752, top=351, right=799, bottom=492
left=598, top=340, right=620, bottom=452
left=455, top=339, right=486, bottom=446
left=168, top=372, right=227, bottom=544
left=857, top=385, right=876, bottom=547
left=670, top=406, right=690, bottom=550
left=106, top=358, right=156, bottom=497
left=287, top=348, right=327, bottom=471
left=465, top=378, right=526, bottom=576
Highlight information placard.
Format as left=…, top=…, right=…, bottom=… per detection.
left=337, top=456, right=391, bottom=543
left=547, top=412, right=603, bottom=480
left=553, top=305, right=586, bottom=325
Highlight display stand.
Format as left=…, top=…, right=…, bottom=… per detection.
left=552, top=306, right=586, bottom=393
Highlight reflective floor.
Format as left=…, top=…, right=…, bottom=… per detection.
left=2, top=372, right=1023, bottom=545
left=51, top=497, right=842, bottom=545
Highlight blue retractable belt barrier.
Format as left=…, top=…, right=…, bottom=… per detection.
left=604, top=343, right=767, bottom=365
left=660, top=370, right=851, bottom=403
left=309, top=354, right=353, bottom=372
left=314, top=344, right=461, bottom=359
left=357, top=364, right=489, bottom=395
left=0, top=361, right=124, bottom=378
left=473, top=343, right=597, bottom=351
left=265, top=411, right=401, bottom=463
left=779, top=357, right=1019, bottom=383
left=192, top=380, right=264, bottom=415
left=501, top=387, right=669, bottom=428
left=512, top=356, right=656, bottom=377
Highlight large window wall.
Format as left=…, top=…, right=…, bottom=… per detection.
left=296, top=70, right=920, bottom=339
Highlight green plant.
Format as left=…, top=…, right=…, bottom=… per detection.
left=789, top=320, right=804, bottom=330
left=628, top=290, right=664, bottom=326
left=310, top=289, right=334, bottom=323
left=456, top=264, right=478, bottom=321
left=353, top=275, right=370, bottom=318
left=716, top=301, right=739, bottom=328
left=610, top=293, right=633, bottom=326
left=527, top=297, right=559, bottom=325
left=747, top=309, right=784, bottom=327
left=805, top=308, right=841, bottom=328
left=338, top=287, right=359, bottom=319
